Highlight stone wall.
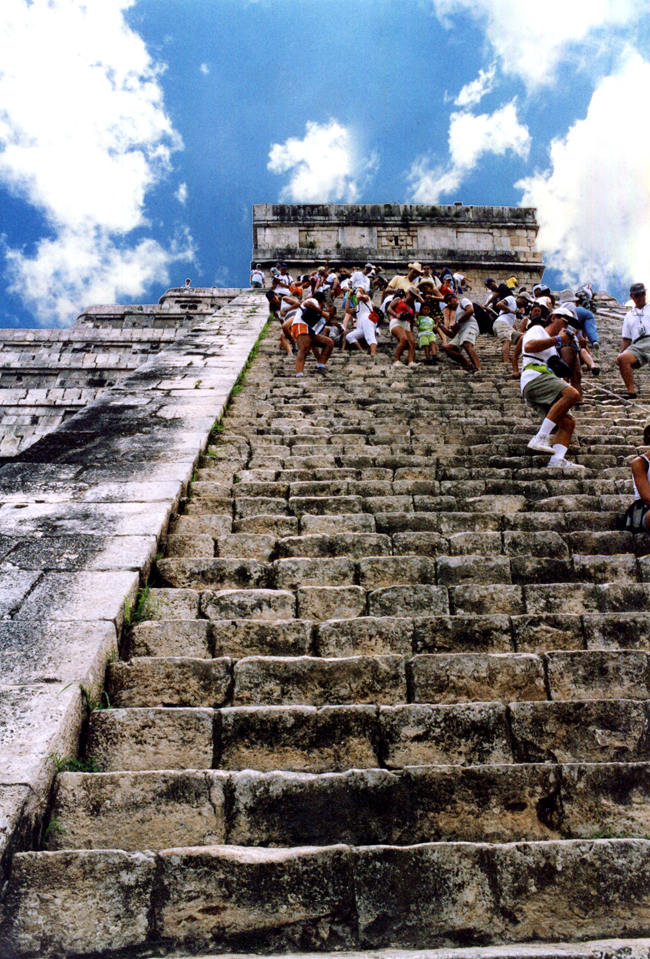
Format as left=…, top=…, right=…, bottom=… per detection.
left=0, top=291, right=269, bottom=893
left=252, top=202, right=544, bottom=289
left=0, top=287, right=246, bottom=459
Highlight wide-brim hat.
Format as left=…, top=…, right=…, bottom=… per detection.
left=407, top=262, right=423, bottom=274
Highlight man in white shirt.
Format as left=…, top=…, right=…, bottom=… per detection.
left=349, top=265, right=372, bottom=292
left=250, top=265, right=265, bottom=288
left=616, top=282, right=650, bottom=398
left=440, top=293, right=481, bottom=372
left=520, top=307, right=582, bottom=468
left=493, top=294, right=527, bottom=364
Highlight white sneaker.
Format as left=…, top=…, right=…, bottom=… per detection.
left=527, top=435, right=555, bottom=454
left=393, top=360, right=403, bottom=367
left=547, top=459, right=587, bottom=471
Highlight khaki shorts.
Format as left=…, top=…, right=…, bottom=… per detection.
left=522, top=372, right=567, bottom=416
left=449, top=318, right=479, bottom=347
left=493, top=317, right=520, bottom=344
left=627, top=337, right=650, bottom=366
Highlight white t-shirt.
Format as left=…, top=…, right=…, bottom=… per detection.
left=499, top=295, right=518, bottom=314
left=350, top=271, right=371, bottom=291
left=323, top=272, right=338, bottom=289
left=356, top=298, right=373, bottom=321
left=520, top=323, right=557, bottom=391
left=622, top=304, right=650, bottom=343
left=250, top=269, right=264, bottom=284
left=455, top=297, right=473, bottom=325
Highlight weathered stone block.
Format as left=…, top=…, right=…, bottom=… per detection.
left=510, top=700, right=650, bottom=763
left=316, top=616, right=413, bottom=657
left=368, top=585, right=448, bottom=617
left=272, top=557, right=355, bottom=589
left=233, top=655, right=406, bottom=706
left=201, top=588, right=295, bottom=621
left=297, top=586, right=365, bottom=621
left=0, top=849, right=156, bottom=957
left=408, top=652, right=546, bottom=704
left=157, top=844, right=356, bottom=952
left=87, top=707, right=214, bottom=772
left=47, top=770, right=227, bottom=851
left=380, top=703, right=511, bottom=767
left=218, top=705, right=378, bottom=773
left=108, top=657, right=232, bottom=708
left=210, top=618, right=311, bottom=658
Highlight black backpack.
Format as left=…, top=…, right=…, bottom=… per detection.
left=472, top=302, right=495, bottom=336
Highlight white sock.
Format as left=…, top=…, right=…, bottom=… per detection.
left=549, top=443, right=567, bottom=463
left=296, top=372, right=304, bottom=377
left=537, top=418, right=555, bottom=439
left=316, top=363, right=325, bottom=369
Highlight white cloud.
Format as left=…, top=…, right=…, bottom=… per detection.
left=268, top=120, right=378, bottom=203
left=0, top=0, right=189, bottom=326
left=175, top=182, right=188, bottom=205
left=408, top=101, right=531, bottom=202
left=430, top=0, right=645, bottom=88
left=200, top=63, right=210, bottom=75
left=454, top=64, right=497, bottom=107
left=516, top=52, right=650, bottom=291
left=4, top=228, right=193, bottom=324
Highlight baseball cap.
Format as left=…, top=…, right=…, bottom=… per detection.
left=551, top=307, right=575, bottom=321
left=485, top=278, right=495, bottom=287
left=630, top=282, right=646, bottom=296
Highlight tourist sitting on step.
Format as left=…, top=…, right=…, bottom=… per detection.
left=439, top=292, right=481, bottom=373
left=521, top=306, right=583, bottom=469
left=291, top=290, right=335, bottom=377
left=345, top=288, right=379, bottom=357
left=493, top=293, right=528, bottom=365
left=387, top=289, right=420, bottom=367
left=616, top=282, right=650, bottom=399
left=623, top=417, right=650, bottom=533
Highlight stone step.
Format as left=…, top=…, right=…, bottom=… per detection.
left=4, top=839, right=650, bottom=956
left=127, top=611, right=650, bottom=659
left=43, top=761, right=650, bottom=852
left=108, top=650, right=650, bottom=709
left=84, top=698, right=650, bottom=774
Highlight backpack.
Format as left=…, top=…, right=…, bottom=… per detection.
left=472, top=302, right=495, bottom=336
left=621, top=499, right=650, bottom=533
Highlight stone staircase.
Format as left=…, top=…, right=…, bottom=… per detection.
left=4, top=300, right=650, bottom=956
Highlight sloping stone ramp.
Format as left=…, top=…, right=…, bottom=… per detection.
left=4, top=300, right=650, bottom=956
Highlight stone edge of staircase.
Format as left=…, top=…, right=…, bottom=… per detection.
left=0, top=292, right=269, bottom=893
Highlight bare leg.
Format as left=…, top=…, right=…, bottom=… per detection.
left=511, top=336, right=523, bottom=377
left=443, top=344, right=473, bottom=370
left=616, top=350, right=640, bottom=394
left=295, top=334, right=311, bottom=374
left=463, top=342, right=481, bottom=371
left=553, top=412, right=576, bottom=449
left=546, top=385, right=581, bottom=425
left=392, top=328, right=408, bottom=364
left=406, top=332, right=416, bottom=364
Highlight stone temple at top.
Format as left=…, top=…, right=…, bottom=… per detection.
left=252, top=202, right=544, bottom=289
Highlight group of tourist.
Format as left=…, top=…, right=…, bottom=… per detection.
left=258, top=260, right=650, bottom=493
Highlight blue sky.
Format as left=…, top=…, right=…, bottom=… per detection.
left=1, top=0, right=649, bottom=327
